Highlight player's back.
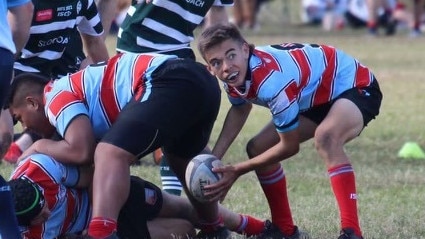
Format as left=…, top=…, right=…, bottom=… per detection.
left=116, top=0, right=233, bottom=54
left=45, top=53, right=177, bottom=140
left=254, top=43, right=373, bottom=108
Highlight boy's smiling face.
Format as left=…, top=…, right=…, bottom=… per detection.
left=203, top=39, right=250, bottom=88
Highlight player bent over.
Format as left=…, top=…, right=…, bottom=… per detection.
left=6, top=53, right=235, bottom=238
left=197, top=23, right=382, bottom=239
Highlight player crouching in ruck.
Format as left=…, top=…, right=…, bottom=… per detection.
left=197, top=23, right=382, bottom=239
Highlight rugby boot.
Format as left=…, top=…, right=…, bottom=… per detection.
left=338, top=228, right=363, bottom=239
left=196, top=226, right=231, bottom=239
left=257, top=220, right=310, bottom=239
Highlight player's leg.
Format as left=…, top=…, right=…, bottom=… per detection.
left=0, top=110, right=14, bottom=160
left=314, top=81, right=382, bottom=238
left=245, top=122, right=301, bottom=237
left=0, top=47, right=14, bottom=161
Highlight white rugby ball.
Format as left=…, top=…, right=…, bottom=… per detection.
left=185, top=154, right=223, bottom=202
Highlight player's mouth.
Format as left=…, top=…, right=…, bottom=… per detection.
left=225, top=71, right=239, bottom=84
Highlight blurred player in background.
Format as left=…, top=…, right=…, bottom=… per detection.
left=197, top=23, right=382, bottom=239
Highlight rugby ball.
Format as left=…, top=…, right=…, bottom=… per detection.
left=185, top=154, right=223, bottom=202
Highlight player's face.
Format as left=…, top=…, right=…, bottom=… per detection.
left=30, top=202, right=50, bottom=226
left=9, top=96, right=55, bottom=138
left=204, top=39, right=250, bottom=88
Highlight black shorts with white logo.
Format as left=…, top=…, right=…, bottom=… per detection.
left=117, top=176, right=163, bottom=239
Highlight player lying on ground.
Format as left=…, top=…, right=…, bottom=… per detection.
left=9, top=152, right=267, bottom=239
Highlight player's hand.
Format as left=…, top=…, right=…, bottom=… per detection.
left=16, top=141, right=39, bottom=164
left=203, top=164, right=239, bottom=203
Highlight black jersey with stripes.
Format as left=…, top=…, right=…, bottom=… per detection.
left=116, top=0, right=233, bottom=54
left=14, top=0, right=103, bottom=78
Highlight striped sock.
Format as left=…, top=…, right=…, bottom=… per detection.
left=257, top=164, right=295, bottom=236
left=328, top=163, right=362, bottom=237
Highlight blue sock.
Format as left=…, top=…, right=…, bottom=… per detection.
left=0, top=175, right=21, bottom=238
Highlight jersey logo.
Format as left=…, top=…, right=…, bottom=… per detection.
left=186, top=0, right=205, bottom=7
left=36, top=9, right=53, bottom=22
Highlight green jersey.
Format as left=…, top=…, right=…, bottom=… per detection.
left=116, top=0, right=233, bottom=56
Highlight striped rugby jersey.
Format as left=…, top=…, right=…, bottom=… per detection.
left=44, top=53, right=177, bottom=140
left=225, top=43, right=375, bottom=133
left=117, top=0, right=233, bottom=54
left=14, top=0, right=103, bottom=78
left=11, top=154, right=90, bottom=238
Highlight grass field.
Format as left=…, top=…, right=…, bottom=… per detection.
left=1, top=2, right=425, bottom=238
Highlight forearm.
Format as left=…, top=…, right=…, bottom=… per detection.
left=81, top=34, right=110, bottom=63
left=203, top=6, right=229, bottom=29
left=95, top=0, right=118, bottom=39
left=32, top=138, right=94, bottom=165
left=212, top=104, right=251, bottom=159
left=234, top=134, right=300, bottom=175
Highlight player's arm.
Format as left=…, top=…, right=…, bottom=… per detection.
left=95, top=0, right=118, bottom=39
left=0, top=109, right=14, bottom=159
left=233, top=129, right=300, bottom=175
left=80, top=33, right=109, bottom=64
left=24, top=115, right=96, bottom=165
left=7, top=0, right=33, bottom=57
left=212, top=102, right=252, bottom=159
left=203, top=5, right=230, bottom=29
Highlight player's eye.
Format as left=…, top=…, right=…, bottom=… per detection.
left=210, top=60, right=221, bottom=69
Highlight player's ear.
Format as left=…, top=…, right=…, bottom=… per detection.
left=242, top=42, right=250, bottom=60
left=206, top=64, right=215, bottom=76
left=25, top=95, right=41, bottom=110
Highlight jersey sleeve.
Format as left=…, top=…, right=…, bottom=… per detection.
left=76, top=0, right=104, bottom=36
left=7, top=0, right=31, bottom=8
left=44, top=84, right=90, bottom=138
left=258, top=71, right=300, bottom=133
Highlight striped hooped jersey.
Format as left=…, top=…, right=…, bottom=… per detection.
left=117, top=0, right=233, bottom=54
left=226, top=43, right=375, bottom=133
left=14, top=0, right=103, bottom=78
left=44, top=53, right=177, bottom=140
left=11, top=154, right=90, bottom=238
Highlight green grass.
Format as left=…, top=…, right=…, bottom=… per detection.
left=2, top=9, right=425, bottom=238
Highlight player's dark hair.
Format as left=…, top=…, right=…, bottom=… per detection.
left=4, top=73, right=50, bottom=109
left=197, top=23, right=255, bottom=60
left=8, top=178, right=46, bottom=226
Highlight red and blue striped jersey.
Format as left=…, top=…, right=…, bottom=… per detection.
left=225, top=43, right=375, bottom=132
left=11, top=154, right=90, bottom=238
left=44, top=53, right=176, bottom=140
